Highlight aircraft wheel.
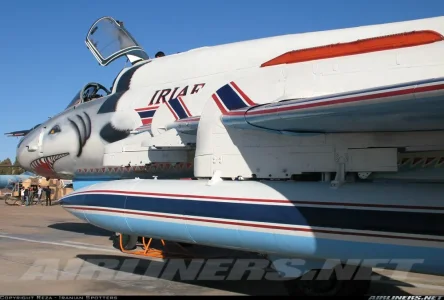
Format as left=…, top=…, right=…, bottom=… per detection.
left=111, top=233, right=137, bottom=250
left=284, top=266, right=371, bottom=296
left=111, top=234, right=120, bottom=249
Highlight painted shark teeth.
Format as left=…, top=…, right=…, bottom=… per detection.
left=30, top=153, right=69, bottom=171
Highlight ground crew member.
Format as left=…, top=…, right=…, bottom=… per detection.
left=45, top=187, right=51, bottom=206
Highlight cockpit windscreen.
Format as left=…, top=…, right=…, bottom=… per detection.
left=89, top=19, right=136, bottom=59
left=65, top=90, right=81, bottom=110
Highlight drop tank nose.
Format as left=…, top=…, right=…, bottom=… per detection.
left=61, top=183, right=132, bottom=234
left=0, top=177, right=9, bottom=189
left=59, top=191, right=88, bottom=222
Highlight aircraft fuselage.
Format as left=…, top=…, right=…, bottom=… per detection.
left=16, top=16, right=444, bottom=183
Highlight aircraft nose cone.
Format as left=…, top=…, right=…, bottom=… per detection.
left=16, top=141, right=33, bottom=173
left=16, top=131, right=40, bottom=173
left=16, top=142, right=26, bottom=165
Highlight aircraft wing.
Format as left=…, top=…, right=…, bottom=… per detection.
left=165, top=116, right=200, bottom=134
left=5, top=129, right=31, bottom=137
left=215, top=78, right=444, bottom=133
left=5, top=123, right=41, bottom=137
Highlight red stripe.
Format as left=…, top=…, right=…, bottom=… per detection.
left=175, top=117, right=201, bottom=123
left=223, top=109, right=250, bottom=116
left=141, top=119, right=152, bottom=125
left=68, top=206, right=444, bottom=243
left=68, top=189, right=444, bottom=211
left=135, top=105, right=160, bottom=112
left=212, top=94, right=228, bottom=114
left=247, top=83, right=444, bottom=116
left=261, top=30, right=444, bottom=68
left=211, top=92, right=248, bottom=116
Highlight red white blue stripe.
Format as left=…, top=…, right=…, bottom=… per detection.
left=211, top=82, right=257, bottom=115
left=214, top=77, right=444, bottom=132
left=61, top=179, right=444, bottom=275
left=135, top=105, right=159, bottom=125
left=62, top=184, right=444, bottom=245
left=164, top=97, right=200, bottom=133
left=165, top=97, right=192, bottom=120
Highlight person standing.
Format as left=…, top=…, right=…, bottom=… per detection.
left=23, top=187, right=29, bottom=206
left=29, top=187, right=34, bottom=203
left=18, top=184, right=22, bottom=202
left=45, top=186, right=51, bottom=206
left=37, top=185, right=43, bottom=205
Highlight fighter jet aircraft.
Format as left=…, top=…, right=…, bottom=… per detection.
left=14, top=16, right=444, bottom=295
left=0, top=171, right=34, bottom=189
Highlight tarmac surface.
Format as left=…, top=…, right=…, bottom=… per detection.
left=1, top=201, right=444, bottom=296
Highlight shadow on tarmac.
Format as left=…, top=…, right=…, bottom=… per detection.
left=48, top=222, right=112, bottom=237
left=75, top=253, right=413, bottom=296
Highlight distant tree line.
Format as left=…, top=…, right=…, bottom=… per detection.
left=0, top=158, right=24, bottom=175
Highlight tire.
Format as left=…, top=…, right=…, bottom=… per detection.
left=111, top=234, right=120, bottom=249
left=112, top=233, right=137, bottom=251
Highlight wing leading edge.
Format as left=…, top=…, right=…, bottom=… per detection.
left=214, top=78, right=444, bottom=133
left=5, top=129, right=32, bottom=137
left=5, top=123, right=42, bottom=137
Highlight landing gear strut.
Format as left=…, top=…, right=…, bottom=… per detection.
left=111, top=233, right=197, bottom=259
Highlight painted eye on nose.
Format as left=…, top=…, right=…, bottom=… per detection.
left=49, top=125, right=61, bottom=135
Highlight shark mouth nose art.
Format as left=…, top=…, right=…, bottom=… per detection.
left=30, top=153, right=70, bottom=176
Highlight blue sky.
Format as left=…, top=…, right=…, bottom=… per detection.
left=1, top=0, right=443, bottom=161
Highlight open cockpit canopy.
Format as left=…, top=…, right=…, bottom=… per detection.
left=85, top=16, right=149, bottom=66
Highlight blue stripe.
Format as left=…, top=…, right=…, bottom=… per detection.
left=62, top=193, right=444, bottom=236
left=216, top=84, right=249, bottom=111
left=138, top=110, right=156, bottom=118
left=169, top=98, right=189, bottom=119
